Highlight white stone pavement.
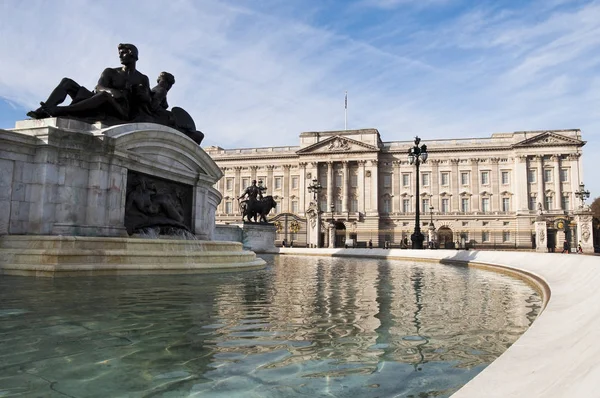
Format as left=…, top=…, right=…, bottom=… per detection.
left=275, top=247, right=600, bottom=398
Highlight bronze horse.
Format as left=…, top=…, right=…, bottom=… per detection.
left=241, top=195, right=277, bottom=223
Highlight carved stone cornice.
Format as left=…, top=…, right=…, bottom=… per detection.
left=517, top=155, right=528, bottom=163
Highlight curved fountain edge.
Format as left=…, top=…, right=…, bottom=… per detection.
left=274, top=247, right=600, bottom=398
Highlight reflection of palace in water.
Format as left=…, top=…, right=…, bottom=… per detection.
left=208, top=257, right=541, bottom=372
left=206, top=128, right=586, bottom=249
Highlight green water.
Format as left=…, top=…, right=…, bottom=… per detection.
left=0, top=255, right=541, bottom=397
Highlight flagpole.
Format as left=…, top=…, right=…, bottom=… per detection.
left=344, top=91, right=347, bottom=130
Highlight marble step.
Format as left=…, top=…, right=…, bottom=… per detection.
left=0, top=235, right=243, bottom=252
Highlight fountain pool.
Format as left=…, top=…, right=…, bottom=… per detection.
left=0, top=255, right=541, bottom=397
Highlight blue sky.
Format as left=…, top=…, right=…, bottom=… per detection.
left=1, top=0, right=599, bottom=200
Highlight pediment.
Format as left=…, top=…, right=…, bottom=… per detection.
left=512, top=132, right=584, bottom=148
left=296, top=135, right=379, bottom=154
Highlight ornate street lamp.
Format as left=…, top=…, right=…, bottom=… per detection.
left=306, top=177, right=324, bottom=248
left=329, top=203, right=336, bottom=248
left=408, top=136, right=428, bottom=249
left=307, top=177, right=323, bottom=208
left=575, top=182, right=590, bottom=209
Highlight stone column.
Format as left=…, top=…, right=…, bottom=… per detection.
left=552, top=155, right=562, bottom=210
left=233, top=166, right=242, bottom=214
left=249, top=165, right=258, bottom=181
left=470, top=159, right=480, bottom=212
left=266, top=165, right=275, bottom=198
left=535, top=219, right=547, bottom=253
left=282, top=164, right=291, bottom=213
left=342, top=161, right=349, bottom=213
left=358, top=160, right=366, bottom=213
left=429, top=160, right=440, bottom=212
left=575, top=212, right=594, bottom=252
left=327, top=161, right=334, bottom=211
left=368, top=160, right=379, bottom=213
left=451, top=159, right=460, bottom=212
left=568, top=153, right=581, bottom=210
left=490, top=158, right=500, bottom=212
left=515, top=155, right=529, bottom=212
left=536, top=155, right=544, bottom=208
left=218, top=167, right=226, bottom=214
left=299, top=162, right=307, bottom=215
left=392, top=161, right=401, bottom=213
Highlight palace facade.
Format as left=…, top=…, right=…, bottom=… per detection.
left=205, top=128, right=586, bottom=249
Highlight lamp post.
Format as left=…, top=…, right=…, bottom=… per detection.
left=329, top=203, right=335, bottom=248
left=307, top=177, right=323, bottom=205
left=408, top=136, right=428, bottom=249
left=307, top=177, right=323, bottom=248
left=575, top=182, right=590, bottom=209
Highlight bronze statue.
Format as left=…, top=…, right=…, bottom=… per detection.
left=27, top=44, right=204, bottom=145
left=28, top=44, right=150, bottom=121
left=238, top=180, right=273, bottom=223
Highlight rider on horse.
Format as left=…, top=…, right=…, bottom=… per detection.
left=238, top=180, right=266, bottom=221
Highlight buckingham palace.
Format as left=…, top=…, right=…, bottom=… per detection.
left=205, top=128, right=588, bottom=250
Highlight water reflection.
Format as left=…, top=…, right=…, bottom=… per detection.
left=0, top=256, right=540, bottom=397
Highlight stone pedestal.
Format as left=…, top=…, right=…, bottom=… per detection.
left=575, top=211, right=594, bottom=253
left=242, top=223, right=276, bottom=253
left=0, top=118, right=222, bottom=238
left=535, top=220, right=548, bottom=253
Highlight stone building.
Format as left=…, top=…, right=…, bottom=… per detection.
left=205, top=128, right=587, bottom=249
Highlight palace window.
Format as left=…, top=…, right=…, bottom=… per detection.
left=383, top=197, right=391, bottom=213
left=528, top=169, right=536, bottom=183
left=501, top=171, right=510, bottom=185
left=544, top=169, right=553, bottom=183
left=291, top=200, right=299, bottom=214
left=384, top=174, right=392, bottom=188
left=402, top=199, right=410, bottom=213
left=351, top=174, right=358, bottom=187
left=441, top=198, right=449, bottom=213
left=225, top=201, right=232, bottom=214
left=502, top=197, right=510, bottom=212
left=502, top=231, right=511, bottom=242
left=335, top=199, right=342, bottom=212
left=461, top=172, right=469, bottom=185
left=274, top=177, right=282, bottom=190
left=544, top=195, right=553, bottom=210
left=481, top=197, right=490, bottom=212
left=335, top=173, right=342, bottom=187
left=291, top=176, right=299, bottom=189
left=350, top=199, right=358, bottom=212
left=441, top=172, right=449, bottom=186
left=529, top=196, right=536, bottom=211
left=561, top=196, right=570, bottom=210
left=461, top=198, right=469, bottom=213
left=560, top=168, right=569, bottom=183
left=226, top=178, right=233, bottom=191
left=481, top=171, right=490, bottom=185
left=482, top=231, right=490, bottom=242
left=422, top=198, right=430, bottom=213
left=402, top=174, right=410, bottom=187
left=422, top=173, right=430, bottom=186
left=242, top=178, right=249, bottom=188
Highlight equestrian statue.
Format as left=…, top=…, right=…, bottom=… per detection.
left=238, top=180, right=276, bottom=223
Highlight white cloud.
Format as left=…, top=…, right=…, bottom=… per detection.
left=0, top=0, right=599, bottom=196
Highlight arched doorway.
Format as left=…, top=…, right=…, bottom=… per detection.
left=334, top=221, right=346, bottom=248
left=438, top=226, right=454, bottom=249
